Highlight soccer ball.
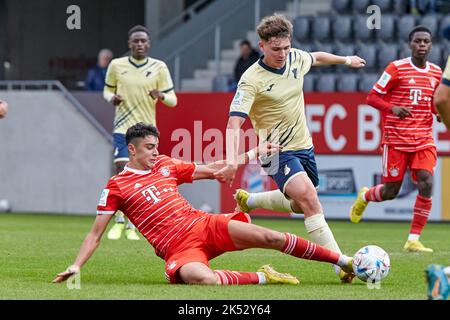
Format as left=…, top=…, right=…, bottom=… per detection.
left=352, top=245, right=390, bottom=283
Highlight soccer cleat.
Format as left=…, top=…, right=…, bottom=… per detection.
left=125, top=228, right=140, bottom=240
left=403, top=240, right=433, bottom=253
left=107, top=222, right=125, bottom=240
left=258, top=264, right=299, bottom=285
left=425, top=264, right=449, bottom=300
left=234, top=189, right=252, bottom=213
left=339, top=259, right=355, bottom=284
left=350, top=187, right=369, bottom=223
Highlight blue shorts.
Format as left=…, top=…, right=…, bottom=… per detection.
left=113, top=133, right=129, bottom=163
left=262, top=148, right=319, bottom=193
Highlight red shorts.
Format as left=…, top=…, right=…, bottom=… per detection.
left=382, top=145, right=437, bottom=183
left=164, top=211, right=251, bottom=284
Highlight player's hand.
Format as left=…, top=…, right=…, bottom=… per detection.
left=391, top=106, right=412, bottom=119
left=214, top=164, right=238, bottom=186
left=0, top=100, right=8, bottom=119
left=347, top=56, right=366, bottom=69
left=52, top=265, right=80, bottom=283
left=111, top=95, right=124, bottom=106
left=149, top=89, right=164, bottom=100
left=257, top=142, right=283, bottom=158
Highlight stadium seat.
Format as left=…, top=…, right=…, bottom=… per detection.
left=356, top=44, right=377, bottom=70
left=314, top=42, right=334, bottom=54
left=337, top=73, right=359, bottom=92
left=212, top=74, right=233, bottom=92
left=297, top=42, right=314, bottom=52
left=312, top=16, right=331, bottom=41
left=377, top=45, right=398, bottom=69
left=333, top=15, right=353, bottom=41
left=358, top=73, right=380, bottom=93
left=397, top=15, right=416, bottom=41
left=352, top=0, right=370, bottom=13
left=316, top=74, right=337, bottom=92
left=303, top=74, right=315, bottom=92
left=334, top=41, right=355, bottom=57
left=372, top=0, right=392, bottom=12
left=419, top=15, right=439, bottom=39
left=439, top=15, right=450, bottom=38
left=293, top=16, right=311, bottom=42
left=353, top=15, right=374, bottom=41
left=375, top=15, right=396, bottom=41
left=332, top=0, right=350, bottom=13
left=399, top=42, right=411, bottom=59
left=428, top=43, right=442, bottom=66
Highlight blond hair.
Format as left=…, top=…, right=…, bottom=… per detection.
left=256, top=14, right=293, bottom=41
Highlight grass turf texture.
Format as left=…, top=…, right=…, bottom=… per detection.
left=0, top=213, right=448, bottom=300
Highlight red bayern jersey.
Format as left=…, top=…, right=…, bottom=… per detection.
left=97, top=155, right=206, bottom=258
left=372, top=57, right=442, bottom=152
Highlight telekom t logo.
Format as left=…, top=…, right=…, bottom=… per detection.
left=142, top=186, right=161, bottom=203
left=409, top=89, right=422, bottom=105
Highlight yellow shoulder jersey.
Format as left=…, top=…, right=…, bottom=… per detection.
left=105, top=56, right=175, bottom=134
left=229, top=48, right=314, bottom=151
left=443, top=55, right=450, bottom=86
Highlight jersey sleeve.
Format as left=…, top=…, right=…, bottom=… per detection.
left=372, top=62, right=399, bottom=94
left=229, top=77, right=257, bottom=118
left=171, top=158, right=196, bottom=185
left=299, top=50, right=313, bottom=76
left=442, top=55, right=450, bottom=87
left=157, top=62, right=175, bottom=93
left=104, top=60, right=117, bottom=89
left=96, top=179, right=123, bottom=215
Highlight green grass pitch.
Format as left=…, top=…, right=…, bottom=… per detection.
left=0, top=213, right=448, bottom=300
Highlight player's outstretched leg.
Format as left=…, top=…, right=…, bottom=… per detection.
left=234, top=189, right=296, bottom=214
left=349, top=187, right=370, bottom=223
left=214, top=265, right=299, bottom=285
left=425, top=264, right=449, bottom=300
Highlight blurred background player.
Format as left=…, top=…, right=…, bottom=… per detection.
left=84, top=49, right=113, bottom=91
left=216, top=14, right=365, bottom=283
left=425, top=264, right=450, bottom=300
left=0, top=100, right=7, bottom=119
left=229, top=40, right=260, bottom=91
left=434, top=25, right=450, bottom=128
left=103, top=25, right=177, bottom=240
left=53, top=123, right=354, bottom=286
left=350, top=26, right=442, bottom=253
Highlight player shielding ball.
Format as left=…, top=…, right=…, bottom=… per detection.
left=53, top=123, right=354, bottom=286
left=350, top=26, right=442, bottom=253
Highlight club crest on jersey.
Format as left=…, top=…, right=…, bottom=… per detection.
left=160, top=167, right=170, bottom=177
left=389, top=166, right=399, bottom=177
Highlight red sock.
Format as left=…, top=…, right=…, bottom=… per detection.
left=364, top=184, right=384, bottom=202
left=214, top=270, right=259, bottom=285
left=409, top=195, right=432, bottom=235
left=282, top=233, right=340, bottom=264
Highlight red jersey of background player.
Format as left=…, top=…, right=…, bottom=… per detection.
left=370, top=57, right=442, bottom=152
left=97, top=155, right=206, bottom=259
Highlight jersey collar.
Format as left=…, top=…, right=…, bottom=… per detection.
left=407, top=57, right=430, bottom=73
left=124, top=165, right=151, bottom=175
left=258, top=57, right=286, bottom=75
left=128, top=56, right=149, bottom=68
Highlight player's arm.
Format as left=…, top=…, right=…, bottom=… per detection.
left=103, top=61, right=124, bottom=106
left=52, top=214, right=113, bottom=283
left=434, top=57, right=450, bottom=129
left=0, top=100, right=8, bottom=119
left=193, top=142, right=282, bottom=181
left=149, top=63, right=177, bottom=107
left=311, top=52, right=366, bottom=68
